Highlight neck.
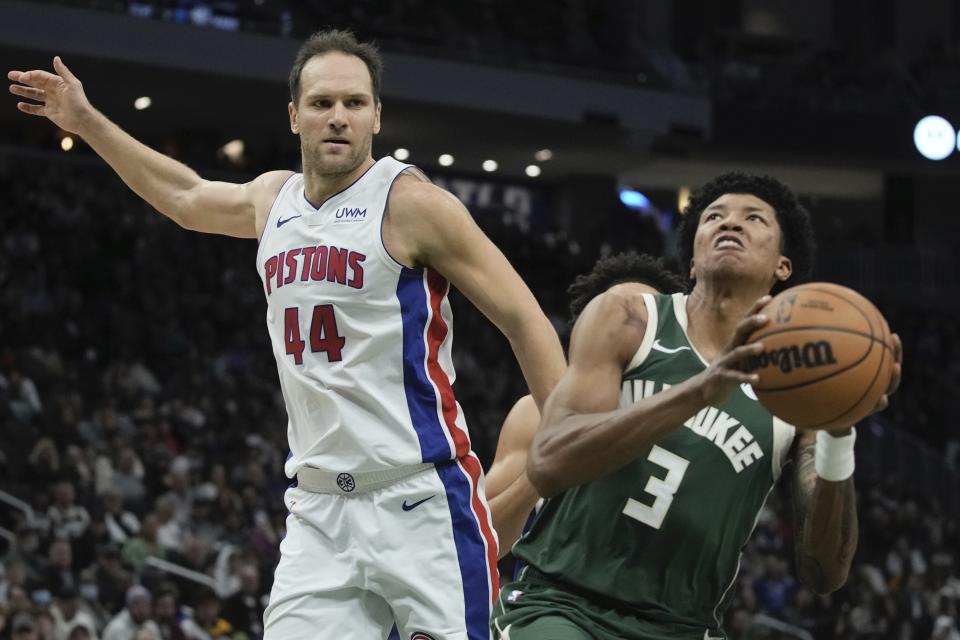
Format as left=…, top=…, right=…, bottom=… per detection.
left=302, top=155, right=375, bottom=206
left=685, top=277, right=771, bottom=361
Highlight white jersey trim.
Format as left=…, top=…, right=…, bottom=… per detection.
left=624, top=292, right=659, bottom=372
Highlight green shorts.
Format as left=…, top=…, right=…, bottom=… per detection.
left=490, top=570, right=726, bottom=640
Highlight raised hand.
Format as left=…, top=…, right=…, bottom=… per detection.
left=8, top=57, right=93, bottom=134
left=692, top=295, right=771, bottom=407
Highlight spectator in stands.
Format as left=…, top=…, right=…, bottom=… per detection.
left=47, top=481, right=91, bottom=542
left=152, top=583, right=187, bottom=640
left=153, top=497, right=183, bottom=553
left=10, top=611, right=39, bottom=640
left=220, top=562, right=263, bottom=639
left=181, top=589, right=231, bottom=640
left=38, top=539, right=77, bottom=595
left=102, top=585, right=160, bottom=640
left=99, top=488, right=140, bottom=546
left=122, top=514, right=164, bottom=572
left=27, top=438, right=61, bottom=488
left=50, top=585, right=97, bottom=640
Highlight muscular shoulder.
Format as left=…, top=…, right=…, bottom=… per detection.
left=570, top=288, right=651, bottom=368
left=385, top=174, right=473, bottom=267
left=387, top=174, right=462, bottom=223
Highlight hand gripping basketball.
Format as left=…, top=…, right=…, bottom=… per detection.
left=8, top=57, right=93, bottom=135
left=693, top=295, right=772, bottom=407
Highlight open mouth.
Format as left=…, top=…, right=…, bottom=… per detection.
left=714, top=234, right=744, bottom=250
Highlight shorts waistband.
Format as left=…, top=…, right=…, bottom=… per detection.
left=295, top=462, right=437, bottom=494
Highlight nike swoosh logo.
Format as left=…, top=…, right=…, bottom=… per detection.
left=651, top=339, right=691, bottom=354
left=402, top=495, right=436, bottom=511
left=277, top=214, right=302, bottom=228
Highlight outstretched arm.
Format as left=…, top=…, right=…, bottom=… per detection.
left=8, top=57, right=287, bottom=237
left=485, top=396, right=541, bottom=557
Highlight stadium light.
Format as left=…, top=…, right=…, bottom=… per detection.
left=60, top=136, right=74, bottom=152
left=134, top=96, right=152, bottom=111
left=393, top=148, right=410, bottom=161
left=619, top=189, right=650, bottom=209
left=482, top=159, right=498, bottom=172
left=525, top=165, right=541, bottom=178
left=913, top=115, right=955, bottom=161
left=221, top=139, right=244, bottom=164
left=534, top=149, right=553, bottom=162
left=438, top=154, right=454, bottom=167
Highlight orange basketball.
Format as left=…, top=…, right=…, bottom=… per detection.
left=746, top=282, right=895, bottom=431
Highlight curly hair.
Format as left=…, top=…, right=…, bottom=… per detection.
left=675, top=172, right=816, bottom=295
left=568, top=252, right=688, bottom=324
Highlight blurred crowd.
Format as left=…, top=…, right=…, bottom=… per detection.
left=0, top=154, right=957, bottom=639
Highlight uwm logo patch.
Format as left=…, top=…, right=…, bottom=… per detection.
left=334, top=206, right=367, bottom=222
left=410, top=633, right=436, bottom=640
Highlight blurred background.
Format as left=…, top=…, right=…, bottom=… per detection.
left=0, top=1, right=958, bottom=638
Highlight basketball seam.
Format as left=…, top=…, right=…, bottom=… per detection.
left=753, top=285, right=890, bottom=392
left=803, top=311, right=890, bottom=430
left=753, top=330, right=887, bottom=392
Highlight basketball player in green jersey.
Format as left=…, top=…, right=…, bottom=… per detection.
left=487, top=252, right=687, bottom=556
left=491, top=173, right=903, bottom=639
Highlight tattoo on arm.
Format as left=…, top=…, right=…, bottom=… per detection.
left=790, top=435, right=858, bottom=594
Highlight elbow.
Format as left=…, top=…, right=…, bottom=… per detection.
left=797, top=556, right=849, bottom=595
left=525, top=443, right=563, bottom=498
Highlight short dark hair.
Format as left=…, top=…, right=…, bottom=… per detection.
left=675, top=172, right=816, bottom=295
left=289, top=29, right=383, bottom=105
left=568, top=252, right=687, bottom=325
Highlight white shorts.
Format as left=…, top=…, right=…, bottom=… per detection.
left=263, top=455, right=499, bottom=640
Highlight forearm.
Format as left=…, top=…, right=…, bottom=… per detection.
left=797, top=477, right=858, bottom=593
left=506, top=313, right=566, bottom=411
left=488, top=472, right=540, bottom=558
left=528, top=380, right=705, bottom=496
left=77, top=108, right=203, bottom=223
left=792, top=431, right=859, bottom=594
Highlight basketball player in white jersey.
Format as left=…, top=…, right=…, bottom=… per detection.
left=486, top=253, right=687, bottom=558
left=9, top=29, right=565, bottom=640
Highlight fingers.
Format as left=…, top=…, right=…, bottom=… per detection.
left=719, top=342, right=764, bottom=371
left=53, top=56, right=77, bottom=82
left=749, top=295, right=772, bottom=316
left=16, top=102, right=45, bottom=116
left=730, top=312, right=769, bottom=348
left=9, top=84, right=44, bottom=101
left=873, top=394, right=889, bottom=413
left=8, top=69, right=60, bottom=89
left=886, top=333, right=902, bottom=395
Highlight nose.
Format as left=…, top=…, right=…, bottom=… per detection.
left=328, top=102, right=348, bottom=130
left=719, top=218, right=743, bottom=232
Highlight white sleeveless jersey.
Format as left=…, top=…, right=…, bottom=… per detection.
left=256, top=157, right=472, bottom=477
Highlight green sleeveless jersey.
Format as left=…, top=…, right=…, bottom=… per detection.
left=513, top=293, right=796, bottom=637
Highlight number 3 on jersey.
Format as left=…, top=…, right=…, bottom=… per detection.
left=284, top=305, right=345, bottom=364
left=622, top=446, right=690, bottom=530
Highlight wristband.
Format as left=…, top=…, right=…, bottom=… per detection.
left=815, top=428, right=856, bottom=482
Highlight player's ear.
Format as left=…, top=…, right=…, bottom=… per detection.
left=775, top=256, right=792, bottom=282
left=373, top=101, right=381, bottom=135
left=688, top=258, right=696, bottom=281
left=288, top=101, right=299, bottom=135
